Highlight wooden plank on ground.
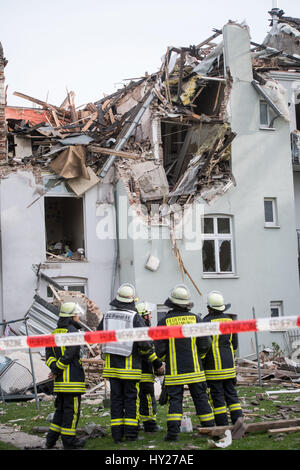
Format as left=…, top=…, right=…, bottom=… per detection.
left=268, top=426, right=300, bottom=435
left=198, top=418, right=300, bottom=437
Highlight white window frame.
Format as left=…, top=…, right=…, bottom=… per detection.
left=264, top=198, right=279, bottom=228
left=202, top=216, right=235, bottom=275
left=270, top=301, right=285, bottom=332
left=259, top=100, right=276, bottom=130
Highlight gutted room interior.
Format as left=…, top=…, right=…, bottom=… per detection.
left=44, top=196, right=85, bottom=261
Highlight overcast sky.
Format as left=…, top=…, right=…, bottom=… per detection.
left=1, top=0, right=299, bottom=108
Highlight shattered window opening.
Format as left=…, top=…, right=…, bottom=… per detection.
left=47, top=284, right=86, bottom=299
left=44, top=196, right=86, bottom=262
left=202, top=216, right=234, bottom=274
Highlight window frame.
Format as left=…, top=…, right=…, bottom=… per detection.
left=264, top=197, right=279, bottom=228
left=202, top=215, right=235, bottom=275
left=270, top=301, right=285, bottom=332
left=259, top=100, right=276, bottom=130
left=46, top=279, right=87, bottom=300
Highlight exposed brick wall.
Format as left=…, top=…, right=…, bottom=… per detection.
left=0, top=42, right=7, bottom=162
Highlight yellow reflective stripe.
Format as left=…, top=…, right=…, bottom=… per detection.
left=56, top=359, right=68, bottom=370
left=53, top=384, right=85, bottom=392
left=71, top=396, right=79, bottom=431
left=124, top=418, right=139, bottom=426
left=140, top=373, right=154, bottom=383
left=198, top=412, right=215, bottom=422
left=136, top=382, right=140, bottom=421
left=205, top=368, right=236, bottom=380
left=191, top=337, right=200, bottom=373
left=148, top=352, right=158, bottom=362
left=169, top=338, right=177, bottom=376
left=214, top=406, right=227, bottom=415
left=125, top=355, right=133, bottom=370
left=211, top=318, right=233, bottom=370
left=61, top=427, right=76, bottom=436
left=165, top=371, right=206, bottom=385
left=46, top=357, right=56, bottom=367
left=146, top=393, right=154, bottom=418
left=49, top=423, right=61, bottom=433
left=111, top=418, right=124, bottom=426
left=167, top=414, right=182, bottom=421
left=228, top=403, right=242, bottom=411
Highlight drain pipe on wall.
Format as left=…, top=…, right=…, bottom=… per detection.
left=0, top=179, right=5, bottom=334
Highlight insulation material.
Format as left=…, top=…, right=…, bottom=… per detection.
left=261, top=79, right=290, bottom=121
left=180, top=75, right=200, bottom=105
left=279, top=23, right=300, bottom=39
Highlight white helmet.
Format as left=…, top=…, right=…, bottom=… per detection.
left=169, top=284, right=190, bottom=306
left=116, top=283, right=135, bottom=303
left=59, top=302, right=84, bottom=318
left=207, top=291, right=225, bottom=311
left=136, top=302, right=147, bottom=315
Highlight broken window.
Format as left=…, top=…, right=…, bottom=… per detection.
left=202, top=216, right=234, bottom=274
left=47, top=283, right=86, bottom=299
left=45, top=196, right=85, bottom=261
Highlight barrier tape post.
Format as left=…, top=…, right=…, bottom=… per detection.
left=0, top=315, right=299, bottom=352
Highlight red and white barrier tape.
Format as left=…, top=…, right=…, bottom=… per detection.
left=0, top=315, right=299, bottom=351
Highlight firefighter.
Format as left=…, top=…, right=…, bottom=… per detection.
left=97, top=284, right=164, bottom=444
left=202, top=291, right=243, bottom=426
left=155, top=284, right=215, bottom=442
left=45, top=302, right=87, bottom=450
left=136, top=302, right=163, bottom=433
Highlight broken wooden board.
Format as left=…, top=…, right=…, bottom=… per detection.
left=268, top=426, right=300, bottom=435
left=197, top=418, right=300, bottom=437
left=66, top=166, right=100, bottom=196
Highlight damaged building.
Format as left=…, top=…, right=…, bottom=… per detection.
left=0, top=7, right=300, bottom=358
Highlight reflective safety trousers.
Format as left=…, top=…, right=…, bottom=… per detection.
left=155, top=310, right=211, bottom=386
left=202, top=313, right=238, bottom=381
left=45, top=326, right=86, bottom=394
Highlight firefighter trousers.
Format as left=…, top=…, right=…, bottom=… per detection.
left=46, top=393, right=82, bottom=448
left=109, top=378, right=140, bottom=441
left=139, top=382, right=157, bottom=431
left=207, top=378, right=243, bottom=426
left=166, top=382, right=215, bottom=437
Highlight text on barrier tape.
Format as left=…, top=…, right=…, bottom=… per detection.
left=0, top=315, right=299, bottom=351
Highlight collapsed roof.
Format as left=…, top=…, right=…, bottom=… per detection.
left=2, top=10, right=300, bottom=211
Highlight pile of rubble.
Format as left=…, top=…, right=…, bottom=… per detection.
left=236, top=348, right=300, bottom=387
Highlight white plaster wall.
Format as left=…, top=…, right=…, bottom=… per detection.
left=0, top=171, right=116, bottom=326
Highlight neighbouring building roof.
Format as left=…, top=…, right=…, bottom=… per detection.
left=5, top=106, right=50, bottom=125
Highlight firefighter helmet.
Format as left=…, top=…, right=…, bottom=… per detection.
left=169, top=284, right=190, bottom=305
left=116, top=283, right=136, bottom=303
left=59, top=302, right=84, bottom=317
left=207, top=291, right=226, bottom=311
